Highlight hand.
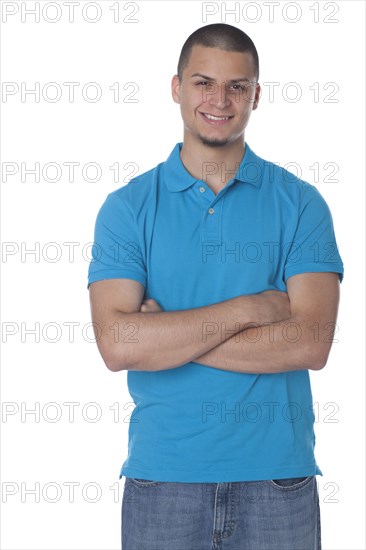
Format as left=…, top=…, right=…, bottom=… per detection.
left=140, top=298, right=164, bottom=313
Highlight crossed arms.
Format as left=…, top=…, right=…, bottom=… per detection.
left=88, top=271, right=340, bottom=374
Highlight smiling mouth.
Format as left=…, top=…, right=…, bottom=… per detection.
left=200, top=112, right=234, bottom=121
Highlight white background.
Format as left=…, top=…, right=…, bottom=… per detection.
left=1, top=1, right=365, bottom=549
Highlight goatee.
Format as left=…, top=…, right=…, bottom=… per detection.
left=199, top=136, right=229, bottom=148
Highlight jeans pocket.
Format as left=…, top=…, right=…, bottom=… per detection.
left=270, top=476, right=313, bottom=489
left=129, top=477, right=162, bottom=487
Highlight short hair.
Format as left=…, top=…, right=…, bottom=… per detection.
left=177, top=23, right=259, bottom=82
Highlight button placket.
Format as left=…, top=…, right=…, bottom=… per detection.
left=202, top=198, right=223, bottom=245
left=196, top=181, right=227, bottom=245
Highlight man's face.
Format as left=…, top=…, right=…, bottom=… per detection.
left=171, top=45, right=261, bottom=148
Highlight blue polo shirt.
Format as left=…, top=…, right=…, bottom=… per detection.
left=88, top=142, right=344, bottom=482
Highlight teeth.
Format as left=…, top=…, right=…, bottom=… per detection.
left=204, top=113, right=230, bottom=120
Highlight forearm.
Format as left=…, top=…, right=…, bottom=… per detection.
left=108, top=294, right=282, bottom=372
left=194, top=315, right=335, bottom=374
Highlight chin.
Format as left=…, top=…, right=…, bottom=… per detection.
left=199, top=136, right=229, bottom=148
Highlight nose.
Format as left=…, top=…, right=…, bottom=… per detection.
left=207, top=82, right=231, bottom=109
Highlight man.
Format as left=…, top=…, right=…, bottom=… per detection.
left=88, top=23, right=343, bottom=550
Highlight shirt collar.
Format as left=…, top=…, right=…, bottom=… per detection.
left=163, top=142, right=264, bottom=192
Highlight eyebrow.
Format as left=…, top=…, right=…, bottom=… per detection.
left=190, top=72, right=251, bottom=83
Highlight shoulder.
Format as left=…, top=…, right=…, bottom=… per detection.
left=112, top=163, right=162, bottom=202
left=103, top=161, right=164, bottom=216
left=254, top=149, right=329, bottom=209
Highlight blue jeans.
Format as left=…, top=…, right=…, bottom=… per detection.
left=121, top=475, right=321, bottom=549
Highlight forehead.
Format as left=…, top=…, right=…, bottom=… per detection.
left=184, top=44, right=256, bottom=79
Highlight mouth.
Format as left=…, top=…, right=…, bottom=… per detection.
left=199, top=112, right=234, bottom=125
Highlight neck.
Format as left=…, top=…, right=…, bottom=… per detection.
left=179, top=134, right=246, bottom=193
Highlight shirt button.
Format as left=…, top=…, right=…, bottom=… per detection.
left=208, top=208, right=214, bottom=215
left=199, top=186, right=205, bottom=193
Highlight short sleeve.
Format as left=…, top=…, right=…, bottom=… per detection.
left=284, top=184, right=344, bottom=283
left=87, top=192, right=147, bottom=289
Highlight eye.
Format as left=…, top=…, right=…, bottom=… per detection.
left=228, top=84, right=245, bottom=91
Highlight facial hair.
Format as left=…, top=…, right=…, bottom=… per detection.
left=198, top=135, right=229, bottom=148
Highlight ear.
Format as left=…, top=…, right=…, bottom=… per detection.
left=171, top=74, right=181, bottom=104
left=252, top=83, right=261, bottom=111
